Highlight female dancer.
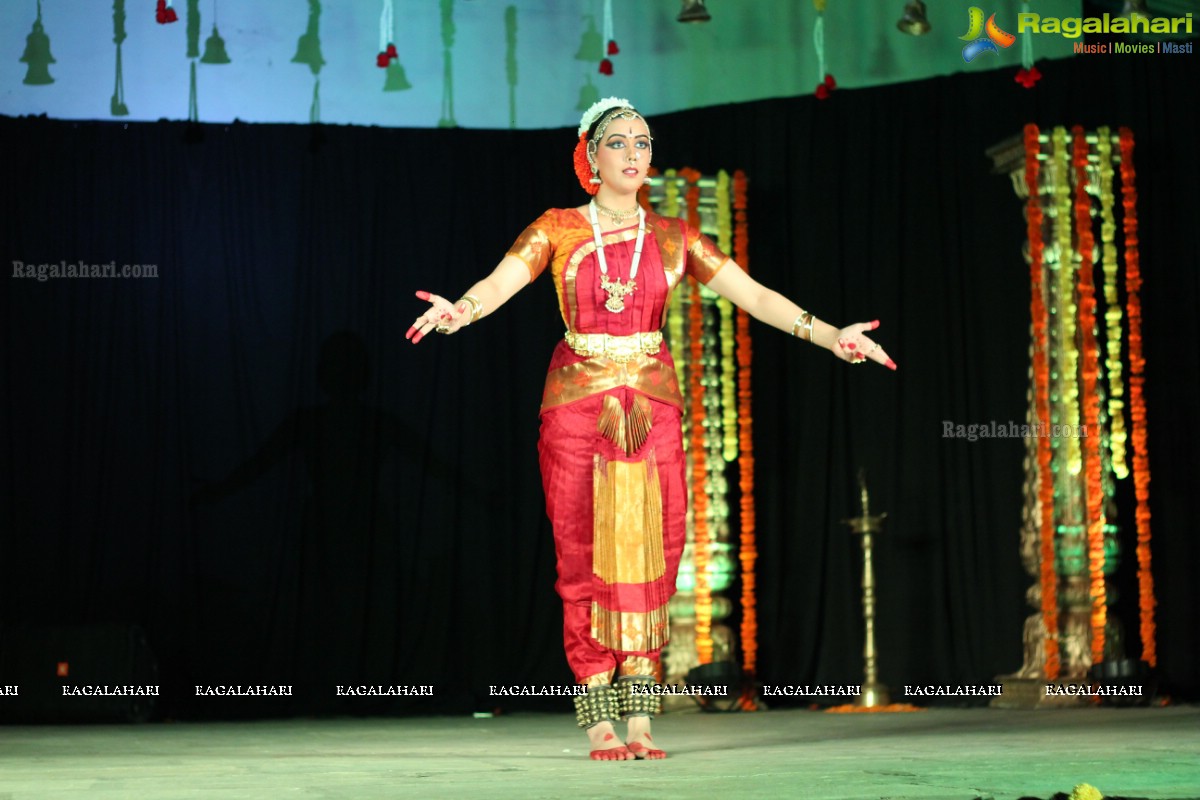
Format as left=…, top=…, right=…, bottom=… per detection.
left=407, top=99, right=894, bottom=761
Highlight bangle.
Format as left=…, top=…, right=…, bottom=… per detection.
left=791, top=312, right=806, bottom=338
left=458, top=294, right=483, bottom=324
left=791, top=310, right=814, bottom=341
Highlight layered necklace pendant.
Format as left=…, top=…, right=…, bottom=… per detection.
left=589, top=200, right=646, bottom=314
left=599, top=275, right=635, bottom=313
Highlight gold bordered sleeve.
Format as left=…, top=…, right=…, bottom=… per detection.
left=685, top=220, right=730, bottom=285
left=505, top=210, right=556, bottom=282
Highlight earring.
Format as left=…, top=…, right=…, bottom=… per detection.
left=589, top=165, right=601, bottom=185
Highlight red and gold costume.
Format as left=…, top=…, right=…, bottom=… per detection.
left=507, top=207, right=728, bottom=685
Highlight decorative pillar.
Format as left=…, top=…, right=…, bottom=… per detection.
left=643, top=170, right=756, bottom=707
left=986, top=127, right=1156, bottom=708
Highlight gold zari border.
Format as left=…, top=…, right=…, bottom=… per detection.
left=592, top=454, right=666, bottom=586
left=591, top=602, right=670, bottom=654
left=590, top=453, right=670, bottom=654
left=542, top=356, right=682, bottom=413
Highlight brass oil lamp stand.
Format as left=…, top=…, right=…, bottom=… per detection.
left=843, top=469, right=890, bottom=708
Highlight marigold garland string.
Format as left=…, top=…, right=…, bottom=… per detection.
left=1025, top=124, right=1060, bottom=679
left=662, top=170, right=687, bottom=394
left=1051, top=127, right=1082, bottom=478
left=733, top=170, right=758, bottom=680
left=716, top=170, right=739, bottom=463
left=1119, top=128, right=1156, bottom=667
left=1096, top=129, right=1128, bottom=480
left=680, top=167, right=713, bottom=665
left=1073, top=126, right=1107, bottom=665
left=702, top=291, right=725, bottom=540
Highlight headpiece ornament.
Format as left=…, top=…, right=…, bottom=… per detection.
left=577, top=96, right=634, bottom=137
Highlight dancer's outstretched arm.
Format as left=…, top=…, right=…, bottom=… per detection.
left=705, top=258, right=896, bottom=370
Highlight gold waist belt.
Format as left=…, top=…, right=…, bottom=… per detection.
left=564, top=330, right=664, bottom=364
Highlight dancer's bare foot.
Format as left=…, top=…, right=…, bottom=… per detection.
left=624, top=716, right=667, bottom=759
left=586, top=721, right=632, bottom=761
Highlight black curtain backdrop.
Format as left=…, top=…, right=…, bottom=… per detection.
left=2, top=49, right=1197, bottom=719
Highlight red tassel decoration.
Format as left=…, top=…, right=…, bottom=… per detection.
left=386, top=43, right=398, bottom=58
left=607, top=39, right=619, bottom=55
left=599, top=58, right=613, bottom=76
left=376, top=52, right=390, bottom=68
left=155, top=0, right=178, bottom=24
left=1015, top=65, right=1042, bottom=88
left=815, top=74, right=836, bottom=100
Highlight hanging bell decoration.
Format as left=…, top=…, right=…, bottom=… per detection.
left=200, top=24, right=230, bottom=63
left=575, top=74, right=600, bottom=112
left=111, top=47, right=130, bottom=114
left=677, top=0, right=711, bottom=23
left=1120, top=0, right=1149, bottom=17
left=292, top=0, right=325, bottom=75
left=20, top=3, right=56, bottom=86
left=897, top=0, right=932, bottom=35
left=112, top=0, right=130, bottom=114
left=574, top=16, right=603, bottom=61
left=292, top=34, right=324, bottom=74
left=383, top=60, right=411, bottom=91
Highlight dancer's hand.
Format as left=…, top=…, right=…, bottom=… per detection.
left=405, top=290, right=470, bottom=343
left=832, top=320, right=897, bottom=371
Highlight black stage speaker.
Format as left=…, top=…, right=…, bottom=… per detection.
left=0, top=623, right=159, bottom=723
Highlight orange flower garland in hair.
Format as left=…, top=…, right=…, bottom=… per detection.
left=637, top=166, right=657, bottom=210
left=680, top=166, right=713, bottom=665
left=1073, top=126, right=1107, bottom=665
left=733, top=170, right=758, bottom=682
left=1025, top=124, right=1060, bottom=680
left=573, top=134, right=600, bottom=196
left=1119, top=127, right=1156, bottom=667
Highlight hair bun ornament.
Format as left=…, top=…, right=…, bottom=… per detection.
left=573, top=134, right=601, bottom=195
left=577, top=96, right=633, bottom=137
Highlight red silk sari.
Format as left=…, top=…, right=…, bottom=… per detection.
left=508, top=208, right=727, bottom=684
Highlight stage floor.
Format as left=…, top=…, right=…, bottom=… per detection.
left=1, top=706, right=1198, bottom=800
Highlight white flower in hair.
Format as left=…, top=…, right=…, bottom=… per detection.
left=577, top=96, right=633, bottom=137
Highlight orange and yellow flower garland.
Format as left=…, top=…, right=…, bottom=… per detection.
left=680, top=167, right=714, bottom=665
left=661, top=170, right=688, bottom=395
left=1096, top=129, right=1129, bottom=480
left=1025, top=124, right=1060, bottom=679
left=1052, top=127, right=1082, bottom=478
left=716, top=170, right=740, bottom=464
left=1073, top=126, right=1107, bottom=665
left=733, top=170, right=758, bottom=678
left=1119, top=128, right=1156, bottom=667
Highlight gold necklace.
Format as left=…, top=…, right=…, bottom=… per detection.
left=592, top=200, right=641, bottom=225
left=588, top=200, right=645, bottom=313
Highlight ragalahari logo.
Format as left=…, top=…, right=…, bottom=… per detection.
left=960, top=7, right=1016, bottom=62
